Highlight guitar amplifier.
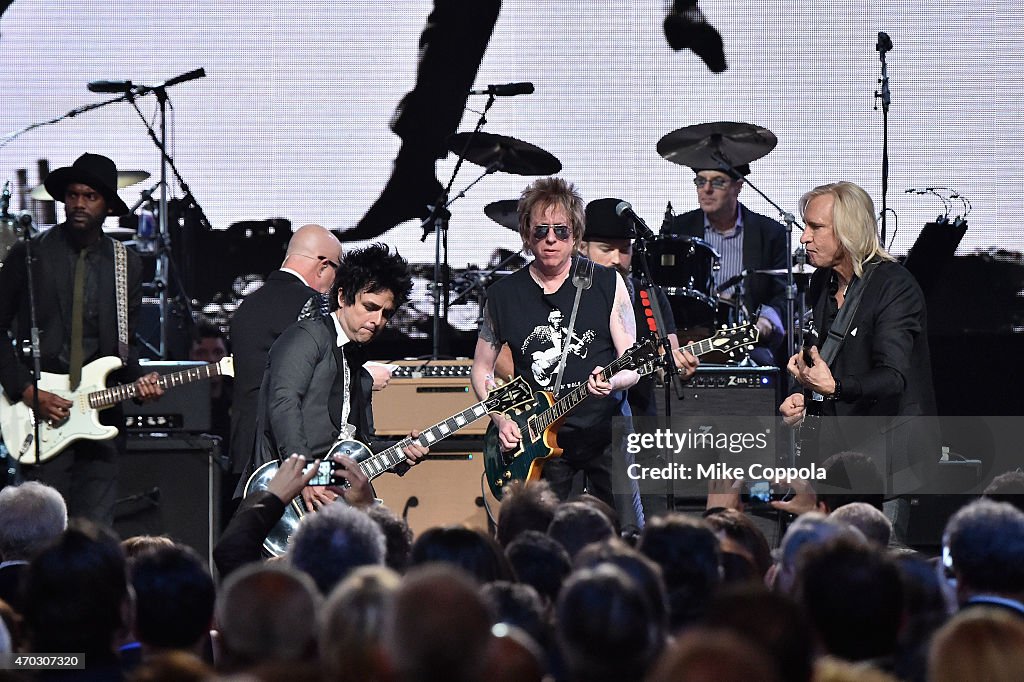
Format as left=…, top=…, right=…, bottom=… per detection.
left=122, top=361, right=211, bottom=432
left=373, top=360, right=485, bottom=436
left=656, top=365, right=780, bottom=417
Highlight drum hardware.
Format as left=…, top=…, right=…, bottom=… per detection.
left=419, top=87, right=562, bottom=359
left=635, top=234, right=721, bottom=329
left=449, top=132, right=562, bottom=177
left=657, top=121, right=806, bottom=397
left=756, top=263, right=817, bottom=277
left=483, top=198, right=521, bottom=231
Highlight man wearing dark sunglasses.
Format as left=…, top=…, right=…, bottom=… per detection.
left=665, top=164, right=788, bottom=365
left=471, top=177, right=640, bottom=514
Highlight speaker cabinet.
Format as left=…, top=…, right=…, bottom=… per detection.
left=115, top=435, right=220, bottom=566
left=370, top=444, right=494, bottom=538
left=656, top=365, right=780, bottom=417
left=373, top=360, right=486, bottom=436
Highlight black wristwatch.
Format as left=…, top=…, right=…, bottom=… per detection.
left=829, top=378, right=842, bottom=401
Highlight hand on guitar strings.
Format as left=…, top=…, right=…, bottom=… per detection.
left=22, top=385, right=72, bottom=424
left=134, top=371, right=166, bottom=403
left=671, top=347, right=699, bottom=379
left=779, top=393, right=806, bottom=427
left=267, top=453, right=321, bottom=504
left=587, top=365, right=639, bottom=397
left=401, top=430, right=429, bottom=466
left=494, top=414, right=522, bottom=452
left=327, top=454, right=374, bottom=508
left=787, top=346, right=837, bottom=397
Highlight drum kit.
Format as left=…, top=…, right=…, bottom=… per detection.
left=452, top=120, right=810, bottom=364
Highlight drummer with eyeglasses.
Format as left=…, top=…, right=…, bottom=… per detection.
left=664, top=163, right=788, bottom=365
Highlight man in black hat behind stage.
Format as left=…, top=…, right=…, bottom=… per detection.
left=665, top=163, right=788, bottom=365
left=0, top=153, right=164, bottom=525
left=580, top=198, right=700, bottom=418
left=580, top=199, right=699, bottom=521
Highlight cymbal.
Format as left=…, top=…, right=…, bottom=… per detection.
left=756, top=263, right=817, bottom=276
left=657, top=122, right=777, bottom=169
left=449, top=132, right=561, bottom=176
left=484, top=199, right=520, bottom=231
left=29, top=170, right=152, bottom=201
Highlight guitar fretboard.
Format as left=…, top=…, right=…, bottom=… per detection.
left=88, top=364, right=224, bottom=409
left=356, top=400, right=490, bottom=479
left=534, top=342, right=650, bottom=433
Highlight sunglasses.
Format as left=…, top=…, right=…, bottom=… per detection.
left=296, top=253, right=339, bottom=270
left=693, top=176, right=732, bottom=191
left=531, top=224, right=571, bottom=241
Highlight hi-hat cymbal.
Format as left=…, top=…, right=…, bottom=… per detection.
left=484, top=199, right=520, bottom=231
left=449, top=132, right=561, bottom=176
left=29, top=170, right=152, bottom=201
left=657, top=122, right=777, bottom=169
left=756, top=263, right=817, bottom=276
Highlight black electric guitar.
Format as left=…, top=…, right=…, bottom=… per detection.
left=796, top=323, right=824, bottom=462
left=483, top=324, right=760, bottom=499
left=244, top=375, right=534, bottom=556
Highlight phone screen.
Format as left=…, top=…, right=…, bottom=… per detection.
left=305, top=460, right=334, bottom=486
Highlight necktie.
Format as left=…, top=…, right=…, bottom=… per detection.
left=69, top=249, right=87, bottom=390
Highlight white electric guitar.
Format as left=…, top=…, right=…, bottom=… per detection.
left=0, top=355, right=234, bottom=463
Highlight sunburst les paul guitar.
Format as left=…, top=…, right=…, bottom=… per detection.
left=483, top=324, right=760, bottom=499
left=243, top=375, right=535, bottom=556
left=0, top=355, right=235, bottom=463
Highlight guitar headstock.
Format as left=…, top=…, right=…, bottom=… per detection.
left=218, top=355, right=235, bottom=378
left=619, top=338, right=661, bottom=376
left=708, top=324, right=759, bottom=360
left=484, top=375, right=534, bottom=415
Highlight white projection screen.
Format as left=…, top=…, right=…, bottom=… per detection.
left=1, top=1, right=1021, bottom=270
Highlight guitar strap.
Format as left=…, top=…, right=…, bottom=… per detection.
left=816, top=260, right=880, bottom=368
left=551, top=257, right=594, bottom=396
left=113, top=240, right=130, bottom=363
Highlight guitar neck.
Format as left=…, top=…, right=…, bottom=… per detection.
left=356, top=398, right=490, bottom=480
left=534, top=351, right=636, bottom=433
left=88, top=363, right=225, bottom=409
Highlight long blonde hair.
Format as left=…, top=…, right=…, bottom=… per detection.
left=799, top=182, right=894, bottom=277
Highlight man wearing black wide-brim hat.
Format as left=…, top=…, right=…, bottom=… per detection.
left=0, top=153, right=164, bottom=524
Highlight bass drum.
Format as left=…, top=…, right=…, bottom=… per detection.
left=639, top=235, right=720, bottom=328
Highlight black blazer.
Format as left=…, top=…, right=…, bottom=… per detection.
left=667, top=204, right=788, bottom=324
left=239, top=316, right=395, bottom=489
left=229, top=270, right=320, bottom=473
left=807, top=261, right=940, bottom=479
left=0, top=225, right=144, bottom=402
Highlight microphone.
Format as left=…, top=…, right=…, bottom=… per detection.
left=469, top=82, right=534, bottom=96
left=87, top=79, right=135, bottom=93
left=876, top=31, right=893, bottom=54
left=402, top=495, right=419, bottom=522
left=614, top=201, right=657, bottom=240
left=163, top=67, right=206, bottom=88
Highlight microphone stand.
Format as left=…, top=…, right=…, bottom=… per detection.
left=19, top=215, right=43, bottom=465
left=874, top=32, right=893, bottom=246
left=632, top=234, right=683, bottom=511
left=420, top=93, right=497, bottom=359
left=121, top=70, right=210, bottom=358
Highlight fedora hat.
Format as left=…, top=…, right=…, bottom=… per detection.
left=43, top=153, right=130, bottom=216
left=584, top=197, right=636, bottom=241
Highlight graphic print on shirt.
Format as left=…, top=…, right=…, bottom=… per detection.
left=522, top=309, right=596, bottom=388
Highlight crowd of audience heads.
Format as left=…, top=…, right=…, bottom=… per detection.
left=1, top=468, right=1024, bottom=681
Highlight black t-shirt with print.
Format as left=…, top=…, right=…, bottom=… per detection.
left=486, top=257, right=625, bottom=450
